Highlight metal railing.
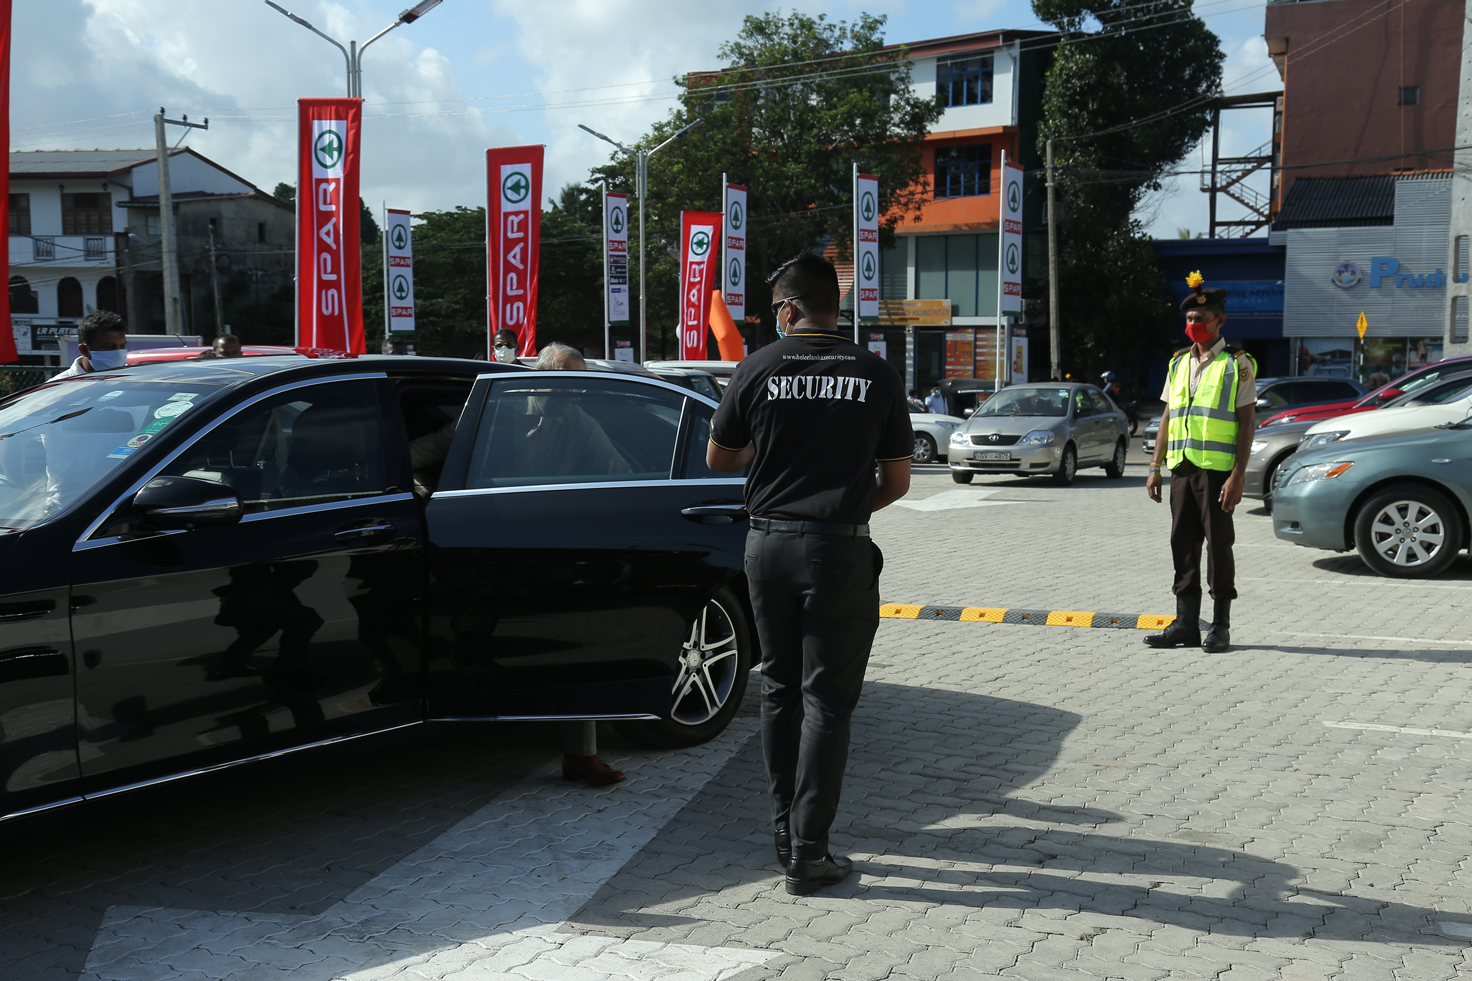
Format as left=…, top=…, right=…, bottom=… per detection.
left=0, top=365, right=66, bottom=397
left=85, top=237, right=107, bottom=260
left=31, top=237, right=54, bottom=261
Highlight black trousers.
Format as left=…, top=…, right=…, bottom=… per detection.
left=745, top=527, right=881, bottom=862
left=1169, top=461, right=1237, bottom=600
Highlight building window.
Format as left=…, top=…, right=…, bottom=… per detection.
left=97, top=276, right=120, bottom=314
left=9, top=276, right=38, bottom=314
left=62, top=193, right=112, bottom=235
left=146, top=214, right=161, bottom=236
left=57, top=277, right=84, bottom=318
left=936, top=55, right=993, bottom=108
left=9, top=194, right=30, bottom=236
left=257, top=222, right=266, bottom=243
left=934, top=144, right=992, bottom=198
left=1398, top=86, right=1419, bottom=106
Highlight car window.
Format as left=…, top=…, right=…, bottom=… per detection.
left=465, top=377, right=682, bottom=488
left=681, top=400, right=747, bottom=479
left=1412, top=378, right=1472, bottom=405
left=1260, top=383, right=1292, bottom=407
left=0, top=378, right=225, bottom=530
left=159, top=380, right=385, bottom=514
left=1072, top=391, right=1092, bottom=417
left=1085, top=390, right=1112, bottom=416
left=1325, top=381, right=1361, bottom=399
left=690, top=376, right=721, bottom=402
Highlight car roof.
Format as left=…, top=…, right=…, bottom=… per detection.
left=36, top=355, right=528, bottom=391
left=644, top=360, right=740, bottom=376
left=647, top=365, right=717, bottom=378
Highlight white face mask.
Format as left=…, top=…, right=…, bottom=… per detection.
left=493, top=343, right=518, bottom=364
left=87, top=348, right=128, bottom=371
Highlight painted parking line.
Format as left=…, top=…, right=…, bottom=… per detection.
left=880, top=603, right=1202, bottom=631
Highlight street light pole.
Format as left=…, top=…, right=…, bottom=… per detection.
left=264, top=1, right=444, bottom=97
left=578, top=118, right=704, bottom=362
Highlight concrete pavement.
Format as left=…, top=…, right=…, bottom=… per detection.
left=4, top=447, right=1471, bottom=980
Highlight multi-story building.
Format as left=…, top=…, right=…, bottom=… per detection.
left=8, top=149, right=294, bottom=364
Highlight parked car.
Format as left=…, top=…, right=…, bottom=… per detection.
left=1253, top=376, right=1367, bottom=420
left=1259, top=355, right=1472, bottom=428
left=1273, top=422, right=1472, bottom=578
left=947, top=383, right=1129, bottom=486
left=644, top=360, right=739, bottom=391
left=1142, top=414, right=1162, bottom=454
left=646, top=365, right=722, bottom=402
left=1247, top=371, right=1472, bottom=509
left=128, top=345, right=303, bottom=364
left=1297, top=385, right=1472, bottom=451
left=0, top=356, right=754, bottom=822
left=908, top=407, right=965, bottom=464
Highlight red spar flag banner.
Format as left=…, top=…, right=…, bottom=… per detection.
left=296, top=98, right=364, bottom=353
left=486, top=145, right=543, bottom=357
left=679, top=211, right=722, bottom=360
left=0, top=0, right=15, bottom=364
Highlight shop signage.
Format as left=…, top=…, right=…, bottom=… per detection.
left=297, top=98, right=365, bottom=353
left=678, top=210, right=722, bottom=360
left=486, top=145, right=544, bottom=357
left=385, top=209, right=414, bottom=333
left=603, top=191, right=629, bottom=326
left=722, top=181, right=746, bottom=321
left=1366, top=256, right=1449, bottom=289
left=853, top=170, right=880, bottom=321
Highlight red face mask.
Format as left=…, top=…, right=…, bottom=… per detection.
left=1185, top=316, right=1220, bottom=344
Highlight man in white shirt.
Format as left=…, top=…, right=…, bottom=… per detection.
left=924, top=383, right=946, bottom=415
left=53, top=311, right=128, bottom=379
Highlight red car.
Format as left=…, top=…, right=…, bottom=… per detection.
left=126, top=345, right=350, bottom=365
left=1258, top=355, right=1472, bottom=428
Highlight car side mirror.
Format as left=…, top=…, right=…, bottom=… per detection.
left=133, top=475, right=242, bottom=530
left=1378, top=389, right=1403, bottom=402
left=962, top=407, right=974, bottom=418
left=1256, top=397, right=1271, bottom=409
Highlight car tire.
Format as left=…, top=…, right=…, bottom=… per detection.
left=1103, top=440, right=1126, bottom=479
left=913, top=433, right=938, bottom=464
left=951, top=471, right=974, bottom=484
left=617, top=585, right=752, bottom=749
left=1051, top=444, right=1077, bottom=486
left=1353, top=484, right=1464, bottom=579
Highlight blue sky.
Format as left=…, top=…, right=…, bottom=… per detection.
left=15, top=0, right=1277, bottom=239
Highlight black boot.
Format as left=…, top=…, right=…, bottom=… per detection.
left=774, top=824, right=791, bottom=868
left=1203, top=599, right=1231, bottom=653
left=1144, top=593, right=1202, bottom=648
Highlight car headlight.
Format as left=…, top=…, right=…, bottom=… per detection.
left=1300, top=430, right=1347, bottom=451
left=1250, top=440, right=1268, bottom=454
left=935, top=421, right=958, bottom=431
left=949, top=431, right=970, bottom=445
left=1286, top=461, right=1354, bottom=485
left=1018, top=430, right=1055, bottom=446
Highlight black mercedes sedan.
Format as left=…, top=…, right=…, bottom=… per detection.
left=0, top=356, right=752, bottom=823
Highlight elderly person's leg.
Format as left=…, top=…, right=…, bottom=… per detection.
left=561, top=721, right=625, bottom=786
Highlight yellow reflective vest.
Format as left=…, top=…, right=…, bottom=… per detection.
left=1165, top=349, right=1248, bottom=471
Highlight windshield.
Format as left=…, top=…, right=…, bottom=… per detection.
left=974, top=387, right=1069, bottom=418
left=0, top=378, right=222, bottom=531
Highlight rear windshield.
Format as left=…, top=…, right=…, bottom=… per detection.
left=0, top=378, right=224, bottom=530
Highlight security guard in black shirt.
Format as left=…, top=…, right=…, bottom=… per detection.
left=707, top=252, right=912, bottom=895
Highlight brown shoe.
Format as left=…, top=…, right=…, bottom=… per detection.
left=562, top=754, right=626, bottom=787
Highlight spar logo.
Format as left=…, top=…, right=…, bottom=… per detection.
left=502, top=171, right=530, bottom=205
left=314, top=129, right=343, bottom=170
left=860, top=190, right=876, bottom=223
left=392, top=274, right=410, bottom=301
left=728, top=199, right=744, bottom=230
left=861, top=251, right=876, bottom=282
left=390, top=224, right=409, bottom=250
left=728, top=258, right=742, bottom=286
left=690, top=229, right=711, bottom=257
left=1006, top=242, right=1020, bottom=276
left=610, top=205, right=625, bottom=235
left=1007, top=179, right=1021, bottom=215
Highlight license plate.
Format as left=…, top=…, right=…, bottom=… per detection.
left=973, top=451, right=1011, bottom=461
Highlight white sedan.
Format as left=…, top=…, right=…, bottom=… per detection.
left=1298, top=384, right=1472, bottom=452
left=910, top=407, right=966, bottom=463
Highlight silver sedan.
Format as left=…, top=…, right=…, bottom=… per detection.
left=947, top=383, right=1131, bottom=486
left=909, top=407, right=965, bottom=463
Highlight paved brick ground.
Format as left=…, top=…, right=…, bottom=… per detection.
left=4, top=446, right=1471, bottom=980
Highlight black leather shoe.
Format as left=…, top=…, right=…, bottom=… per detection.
left=774, top=825, right=791, bottom=868
left=1202, top=599, right=1231, bottom=653
left=1144, top=593, right=1202, bottom=649
left=785, top=854, right=853, bottom=895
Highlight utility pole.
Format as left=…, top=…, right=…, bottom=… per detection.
left=1046, top=138, right=1062, bottom=381
left=121, top=233, right=139, bottom=332
left=1446, top=0, right=1472, bottom=354
left=154, top=109, right=208, bottom=336
left=208, top=225, right=225, bottom=339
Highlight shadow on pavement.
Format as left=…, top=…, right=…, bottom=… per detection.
left=573, top=679, right=1466, bottom=952
left=1258, top=643, right=1472, bottom=664
left=1311, top=552, right=1472, bottom=582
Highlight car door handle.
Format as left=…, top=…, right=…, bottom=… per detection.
left=334, top=520, right=396, bottom=542
left=681, top=504, right=749, bottom=524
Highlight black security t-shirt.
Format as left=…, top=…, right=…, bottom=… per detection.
left=710, top=329, right=912, bottom=524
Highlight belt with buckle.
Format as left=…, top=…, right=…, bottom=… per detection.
left=749, top=517, right=870, bottom=537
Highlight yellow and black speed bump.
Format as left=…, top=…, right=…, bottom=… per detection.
left=880, top=603, right=1210, bottom=632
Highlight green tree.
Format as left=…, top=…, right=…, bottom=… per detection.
left=590, top=11, right=941, bottom=356
left=1033, top=0, right=1223, bottom=385
left=538, top=184, right=607, bottom=353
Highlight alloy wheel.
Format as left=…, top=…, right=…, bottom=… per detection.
left=671, top=598, right=741, bottom=725
left=1367, top=500, right=1447, bottom=568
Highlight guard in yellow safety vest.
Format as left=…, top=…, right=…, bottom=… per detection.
left=1144, top=272, right=1257, bottom=653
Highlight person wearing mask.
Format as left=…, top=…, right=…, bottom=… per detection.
left=707, top=252, right=912, bottom=895
left=924, top=383, right=946, bottom=416
left=1144, top=271, right=1256, bottom=654
left=492, top=328, right=521, bottom=365
left=54, top=311, right=127, bottom=379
